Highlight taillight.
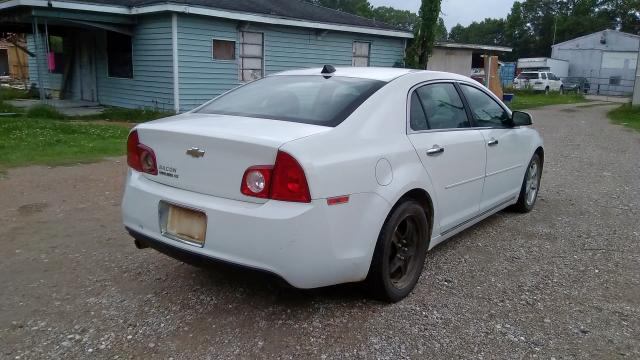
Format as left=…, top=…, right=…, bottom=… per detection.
left=240, top=166, right=272, bottom=198
left=240, top=151, right=311, bottom=203
left=127, top=130, right=158, bottom=175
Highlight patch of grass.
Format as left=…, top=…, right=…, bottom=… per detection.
left=608, top=104, right=640, bottom=131
left=506, top=92, right=588, bottom=110
left=0, top=100, right=20, bottom=114
left=74, top=107, right=174, bottom=123
left=25, top=104, right=66, bottom=119
left=0, top=87, right=34, bottom=101
left=0, top=118, right=130, bottom=170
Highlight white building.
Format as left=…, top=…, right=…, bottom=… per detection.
left=551, top=30, right=639, bottom=96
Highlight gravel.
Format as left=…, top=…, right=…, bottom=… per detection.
left=1, top=102, right=638, bottom=359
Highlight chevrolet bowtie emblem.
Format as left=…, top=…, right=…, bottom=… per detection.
left=186, top=147, right=205, bottom=158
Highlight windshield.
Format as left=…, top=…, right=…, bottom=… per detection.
left=517, top=72, right=539, bottom=80
left=196, top=75, right=386, bottom=127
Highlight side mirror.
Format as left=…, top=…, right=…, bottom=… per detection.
left=511, top=111, right=532, bottom=126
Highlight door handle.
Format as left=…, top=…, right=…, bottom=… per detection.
left=426, top=145, right=445, bottom=156
left=487, top=138, right=499, bottom=146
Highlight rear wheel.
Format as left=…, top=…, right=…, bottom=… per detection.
left=559, top=85, right=564, bottom=94
left=544, top=86, right=550, bottom=94
left=366, top=199, right=429, bottom=302
left=512, top=153, right=542, bottom=213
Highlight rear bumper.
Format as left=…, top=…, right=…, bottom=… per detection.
left=122, top=171, right=390, bottom=288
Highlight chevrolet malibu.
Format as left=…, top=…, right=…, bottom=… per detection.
left=123, top=67, right=543, bottom=302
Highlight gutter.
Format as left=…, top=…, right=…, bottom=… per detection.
left=1, top=0, right=413, bottom=39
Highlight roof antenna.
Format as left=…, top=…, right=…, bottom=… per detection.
left=321, top=65, right=336, bottom=74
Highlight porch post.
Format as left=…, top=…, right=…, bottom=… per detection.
left=172, top=12, right=180, bottom=113
left=32, top=17, right=45, bottom=102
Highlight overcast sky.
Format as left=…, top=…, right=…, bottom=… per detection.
left=369, top=0, right=517, bottom=30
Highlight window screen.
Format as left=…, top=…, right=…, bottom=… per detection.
left=413, top=83, right=469, bottom=130
left=240, top=31, right=263, bottom=82
left=352, top=41, right=370, bottom=67
left=213, top=39, right=235, bottom=60
left=107, top=32, right=133, bottom=78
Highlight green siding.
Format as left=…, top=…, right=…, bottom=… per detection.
left=177, top=14, right=406, bottom=111
left=27, top=34, right=63, bottom=92
left=95, top=15, right=174, bottom=111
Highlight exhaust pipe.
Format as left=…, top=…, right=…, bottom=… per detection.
left=134, top=239, right=149, bottom=249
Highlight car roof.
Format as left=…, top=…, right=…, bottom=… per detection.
left=272, top=67, right=471, bottom=82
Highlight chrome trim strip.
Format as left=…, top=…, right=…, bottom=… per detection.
left=486, top=164, right=523, bottom=178
left=444, top=175, right=485, bottom=189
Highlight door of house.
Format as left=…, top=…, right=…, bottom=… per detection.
left=0, top=49, right=9, bottom=76
left=77, top=33, right=97, bottom=102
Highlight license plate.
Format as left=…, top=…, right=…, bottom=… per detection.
left=160, top=202, right=207, bottom=246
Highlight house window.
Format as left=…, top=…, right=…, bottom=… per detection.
left=47, top=36, right=65, bottom=74
left=609, top=76, right=621, bottom=86
left=212, top=39, right=236, bottom=60
left=107, top=31, right=133, bottom=79
left=352, top=41, right=370, bottom=67
left=239, top=31, right=263, bottom=82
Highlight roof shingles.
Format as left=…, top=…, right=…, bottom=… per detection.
left=64, top=0, right=405, bottom=31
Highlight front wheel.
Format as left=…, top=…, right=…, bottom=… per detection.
left=544, top=86, right=550, bottom=94
left=559, top=86, right=564, bottom=94
left=512, top=153, right=542, bottom=213
left=366, top=199, right=429, bottom=302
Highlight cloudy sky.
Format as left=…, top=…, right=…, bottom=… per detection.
left=369, top=0, right=517, bottom=30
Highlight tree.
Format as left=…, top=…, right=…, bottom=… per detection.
left=406, top=0, right=443, bottom=69
left=370, top=6, right=419, bottom=30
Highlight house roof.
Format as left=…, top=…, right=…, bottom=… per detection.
left=435, top=42, right=512, bottom=52
left=0, top=0, right=413, bottom=38
left=551, top=29, right=640, bottom=48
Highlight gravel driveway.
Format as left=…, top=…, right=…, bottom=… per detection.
left=1, top=102, right=638, bottom=359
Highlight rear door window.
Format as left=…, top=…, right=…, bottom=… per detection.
left=411, top=83, right=470, bottom=130
left=460, top=84, right=510, bottom=128
left=541, top=73, right=547, bottom=80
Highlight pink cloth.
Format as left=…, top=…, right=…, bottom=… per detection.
left=47, top=52, right=56, bottom=71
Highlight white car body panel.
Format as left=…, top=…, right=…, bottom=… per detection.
left=122, top=67, right=544, bottom=288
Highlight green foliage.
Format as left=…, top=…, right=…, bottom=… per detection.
left=406, top=0, right=443, bottom=69
left=608, top=104, right=640, bottom=131
left=449, top=0, right=640, bottom=60
left=507, top=92, right=588, bottom=110
left=370, top=6, right=419, bottom=30
left=0, top=101, right=19, bottom=114
left=0, top=87, right=34, bottom=101
left=75, top=107, right=174, bottom=123
left=25, top=104, right=65, bottom=119
left=0, top=118, right=130, bottom=170
left=449, top=18, right=506, bottom=45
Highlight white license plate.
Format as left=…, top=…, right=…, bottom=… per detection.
left=160, top=202, right=207, bottom=246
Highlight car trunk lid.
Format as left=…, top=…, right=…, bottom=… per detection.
left=135, top=113, right=330, bottom=203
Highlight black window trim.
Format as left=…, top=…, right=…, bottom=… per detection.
left=406, top=79, right=514, bottom=134
left=457, top=81, right=513, bottom=129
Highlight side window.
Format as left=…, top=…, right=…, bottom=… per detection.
left=460, top=84, right=510, bottom=127
left=413, top=83, right=469, bottom=130
left=541, top=73, right=547, bottom=80
left=409, top=92, right=428, bottom=131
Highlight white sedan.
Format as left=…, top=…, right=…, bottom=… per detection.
left=122, top=67, right=543, bottom=302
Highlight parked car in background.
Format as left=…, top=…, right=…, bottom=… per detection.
left=513, top=71, right=564, bottom=93
left=123, top=67, right=544, bottom=302
left=563, top=77, right=590, bottom=94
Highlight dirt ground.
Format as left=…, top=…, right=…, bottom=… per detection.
left=1, top=103, right=638, bottom=359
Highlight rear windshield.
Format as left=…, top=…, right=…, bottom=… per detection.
left=196, top=75, right=385, bottom=127
left=517, top=72, right=539, bottom=80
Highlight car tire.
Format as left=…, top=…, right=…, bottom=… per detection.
left=544, top=86, right=550, bottom=94
left=366, top=199, right=429, bottom=302
left=512, top=153, right=543, bottom=213
left=559, top=86, right=564, bottom=94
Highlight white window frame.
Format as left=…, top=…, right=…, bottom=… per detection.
left=239, top=31, right=264, bottom=82
left=352, top=41, right=371, bottom=67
